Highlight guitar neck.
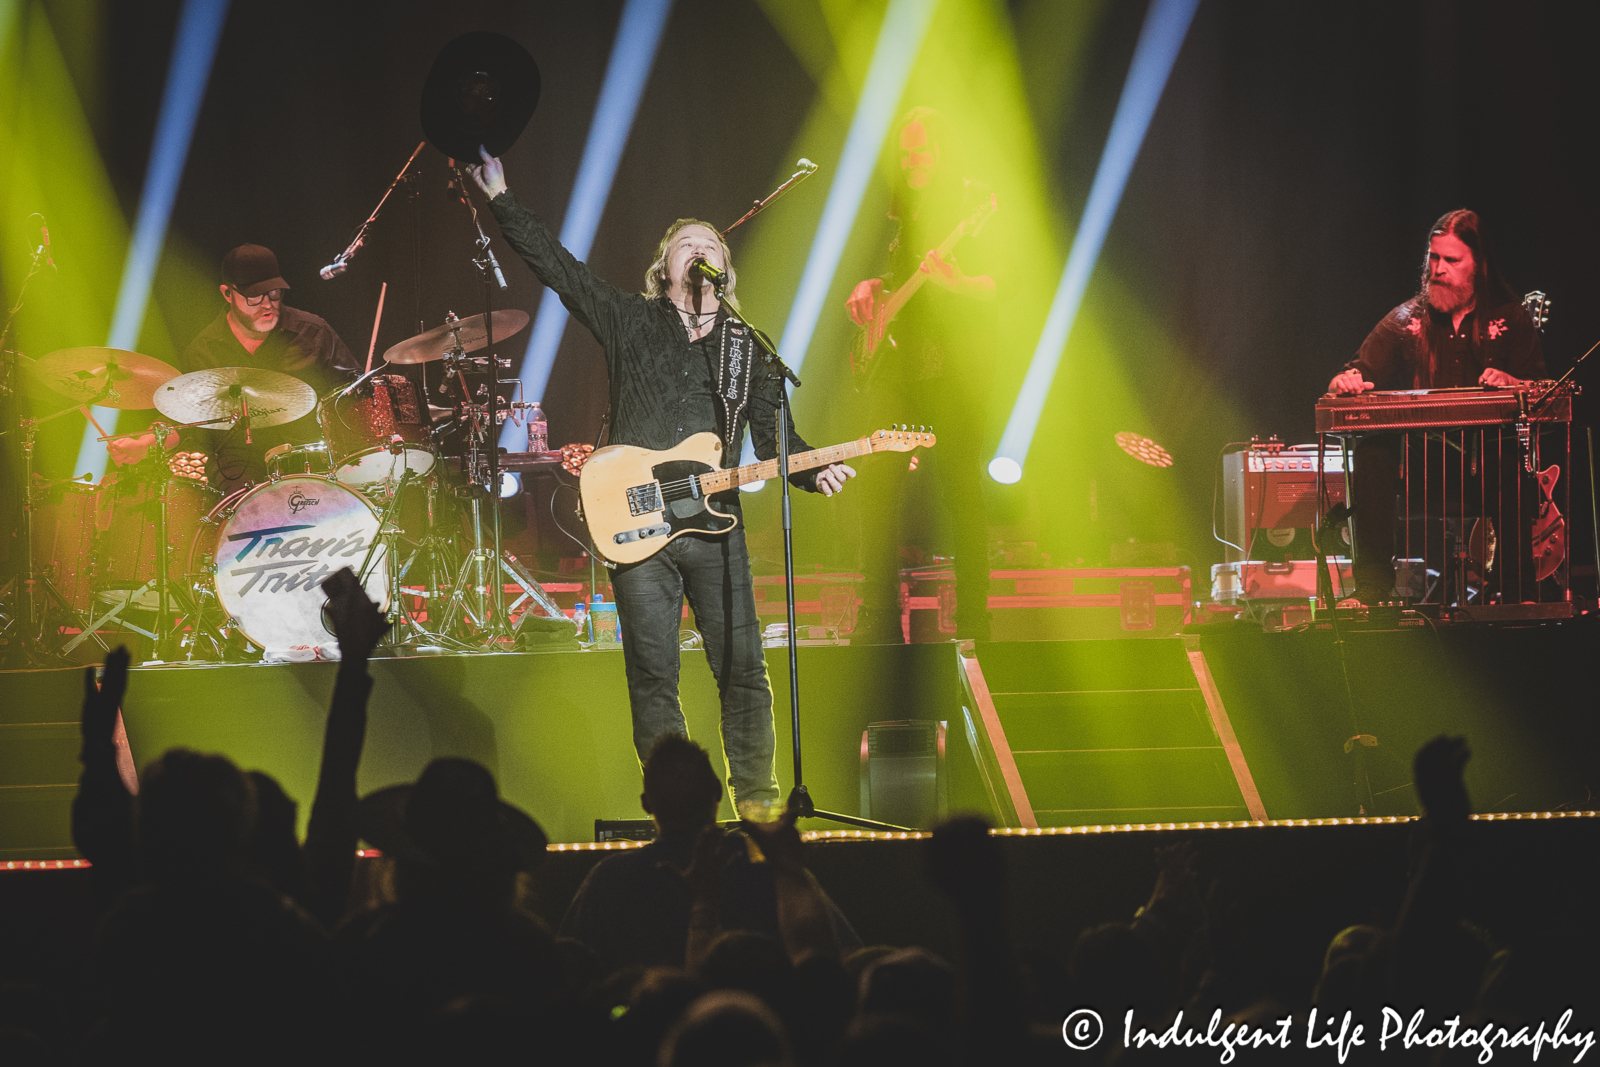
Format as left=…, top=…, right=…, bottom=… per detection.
left=697, top=437, right=872, bottom=494
left=867, top=216, right=978, bottom=353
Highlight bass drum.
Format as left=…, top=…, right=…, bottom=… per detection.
left=190, top=475, right=389, bottom=652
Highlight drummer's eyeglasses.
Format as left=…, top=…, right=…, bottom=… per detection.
left=230, top=287, right=283, bottom=307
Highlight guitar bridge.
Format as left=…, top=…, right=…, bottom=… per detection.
left=626, top=482, right=664, bottom=516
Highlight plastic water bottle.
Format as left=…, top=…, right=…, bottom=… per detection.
left=571, top=598, right=588, bottom=639
left=528, top=401, right=549, bottom=453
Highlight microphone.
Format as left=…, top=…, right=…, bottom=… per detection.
left=484, top=244, right=508, bottom=291
left=796, top=158, right=818, bottom=173
left=320, top=236, right=364, bottom=280
left=692, top=258, right=728, bottom=290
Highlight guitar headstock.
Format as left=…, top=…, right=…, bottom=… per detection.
left=1523, top=290, right=1551, bottom=331
left=868, top=425, right=937, bottom=453
left=560, top=442, right=594, bottom=475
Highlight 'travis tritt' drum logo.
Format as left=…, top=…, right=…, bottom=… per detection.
left=223, top=523, right=369, bottom=596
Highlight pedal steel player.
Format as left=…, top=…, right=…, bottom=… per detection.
left=467, top=147, right=855, bottom=819
left=108, top=244, right=358, bottom=493
left=1328, top=209, right=1545, bottom=604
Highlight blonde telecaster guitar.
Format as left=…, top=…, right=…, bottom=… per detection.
left=580, top=427, right=937, bottom=565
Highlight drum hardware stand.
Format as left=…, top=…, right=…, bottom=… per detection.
left=67, top=415, right=236, bottom=660
left=349, top=466, right=459, bottom=652
left=711, top=282, right=907, bottom=831
left=1, top=409, right=109, bottom=663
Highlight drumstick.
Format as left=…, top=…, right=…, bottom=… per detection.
left=80, top=406, right=111, bottom=437
left=365, top=281, right=387, bottom=373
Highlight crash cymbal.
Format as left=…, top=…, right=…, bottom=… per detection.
left=27, top=347, right=180, bottom=409
left=153, top=367, right=317, bottom=429
left=383, top=309, right=530, bottom=364
left=420, top=31, right=541, bottom=163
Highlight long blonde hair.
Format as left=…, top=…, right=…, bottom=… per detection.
left=642, top=219, right=739, bottom=308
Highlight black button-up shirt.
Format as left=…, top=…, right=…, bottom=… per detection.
left=179, top=305, right=358, bottom=491
left=487, top=191, right=816, bottom=495
left=1345, top=296, right=1545, bottom=390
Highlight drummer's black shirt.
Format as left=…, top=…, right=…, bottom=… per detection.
left=180, top=306, right=358, bottom=491
left=486, top=190, right=817, bottom=497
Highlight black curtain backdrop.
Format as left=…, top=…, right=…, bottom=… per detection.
left=17, top=0, right=1600, bottom=586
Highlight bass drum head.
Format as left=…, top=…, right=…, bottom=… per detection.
left=207, top=475, right=389, bottom=652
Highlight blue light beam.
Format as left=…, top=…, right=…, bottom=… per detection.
left=775, top=0, right=938, bottom=378
left=737, top=0, right=937, bottom=490
left=73, top=0, right=231, bottom=481
left=500, top=0, right=673, bottom=450
left=988, top=0, right=1198, bottom=485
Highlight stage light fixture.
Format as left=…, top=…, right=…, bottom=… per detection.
left=73, top=0, right=231, bottom=482
left=988, top=0, right=1198, bottom=483
left=500, top=0, right=674, bottom=451
left=987, top=456, right=1021, bottom=484
left=499, top=471, right=522, bottom=499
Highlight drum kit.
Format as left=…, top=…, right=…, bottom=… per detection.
left=8, top=309, right=566, bottom=665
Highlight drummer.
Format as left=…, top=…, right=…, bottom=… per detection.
left=110, top=244, right=359, bottom=493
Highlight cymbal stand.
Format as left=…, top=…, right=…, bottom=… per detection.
left=436, top=348, right=513, bottom=645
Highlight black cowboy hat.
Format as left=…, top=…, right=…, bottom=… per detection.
left=419, top=31, right=541, bottom=163
left=357, top=757, right=548, bottom=873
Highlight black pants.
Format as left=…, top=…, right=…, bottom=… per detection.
left=609, top=524, right=779, bottom=812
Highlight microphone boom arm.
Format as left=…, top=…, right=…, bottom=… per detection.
left=720, top=158, right=819, bottom=238
left=321, top=140, right=427, bottom=280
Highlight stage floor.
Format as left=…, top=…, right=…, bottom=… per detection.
left=3, top=620, right=1598, bottom=855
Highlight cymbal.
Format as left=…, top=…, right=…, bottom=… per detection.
left=420, top=32, right=541, bottom=163
left=27, top=347, right=180, bottom=409
left=153, top=367, right=317, bottom=429
left=383, top=309, right=530, bottom=364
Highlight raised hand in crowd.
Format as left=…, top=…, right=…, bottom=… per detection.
left=72, top=646, right=137, bottom=908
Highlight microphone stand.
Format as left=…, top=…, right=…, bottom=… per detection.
left=708, top=280, right=908, bottom=833
left=320, top=141, right=426, bottom=280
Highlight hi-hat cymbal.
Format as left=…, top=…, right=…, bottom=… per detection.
left=153, top=367, right=317, bottom=429
left=420, top=31, right=541, bottom=163
left=383, top=309, right=530, bottom=364
left=27, top=347, right=180, bottom=409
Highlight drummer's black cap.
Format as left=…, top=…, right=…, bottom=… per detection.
left=222, top=244, right=291, bottom=298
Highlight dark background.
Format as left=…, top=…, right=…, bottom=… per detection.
left=9, top=0, right=1600, bottom=587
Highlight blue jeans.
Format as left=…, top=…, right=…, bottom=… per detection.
left=610, top=524, right=779, bottom=811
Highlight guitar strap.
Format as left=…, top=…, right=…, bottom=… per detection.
left=714, top=316, right=755, bottom=466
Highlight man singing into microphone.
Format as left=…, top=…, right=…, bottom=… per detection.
left=467, top=148, right=854, bottom=819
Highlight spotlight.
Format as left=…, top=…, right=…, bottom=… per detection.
left=499, top=472, right=522, bottom=499
left=987, top=456, right=1022, bottom=484
left=1114, top=431, right=1173, bottom=468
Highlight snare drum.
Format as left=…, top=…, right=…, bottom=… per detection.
left=188, top=474, right=389, bottom=652
left=265, top=441, right=334, bottom=479
left=30, top=479, right=99, bottom=612
left=319, top=374, right=436, bottom=489
left=94, top=471, right=221, bottom=611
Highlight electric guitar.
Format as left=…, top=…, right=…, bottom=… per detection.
left=580, top=427, right=936, bottom=565
left=849, top=193, right=998, bottom=385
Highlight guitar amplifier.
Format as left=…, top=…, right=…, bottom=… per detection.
left=1220, top=443, right=1347, bottom=562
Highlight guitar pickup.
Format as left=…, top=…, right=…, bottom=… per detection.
left=625, top=482, right=664, bottom=516
left=615, top=523, right=671, bottom=545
